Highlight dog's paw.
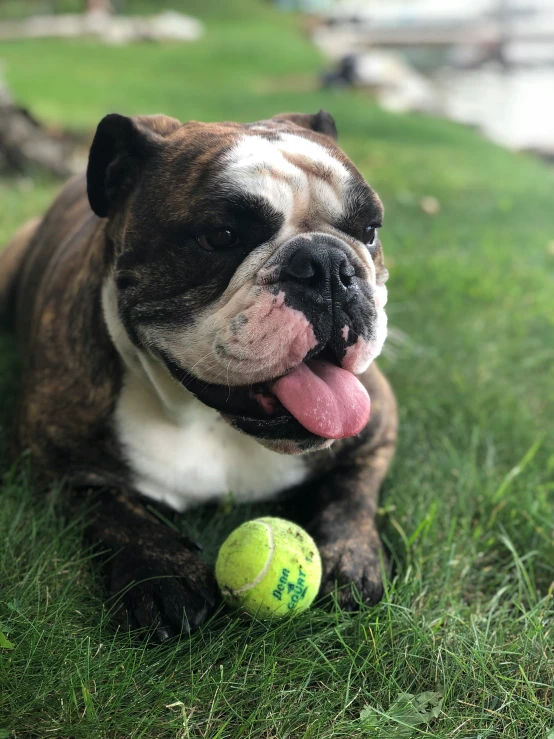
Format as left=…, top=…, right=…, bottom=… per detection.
left=317, top=534, right=385, bottom=611
left=108, top=542, right=219, bottom=641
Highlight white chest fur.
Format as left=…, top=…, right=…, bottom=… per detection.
left=114, top=371, right=309, bottom=512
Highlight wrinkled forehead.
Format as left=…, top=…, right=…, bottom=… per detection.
left=219, top=131, right=359, bottom=222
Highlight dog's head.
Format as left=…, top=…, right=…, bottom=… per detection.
left=88, top=111, right=388, bottom=454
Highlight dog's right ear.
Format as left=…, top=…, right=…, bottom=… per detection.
left=87, top=113, right=181, bottom=218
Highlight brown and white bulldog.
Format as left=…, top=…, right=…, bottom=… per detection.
left=0, top=110, right=397, bottom=640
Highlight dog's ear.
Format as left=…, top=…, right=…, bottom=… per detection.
left=87, top=113, right=181, bottom=218
left=271, top=110, right=338, bottom=141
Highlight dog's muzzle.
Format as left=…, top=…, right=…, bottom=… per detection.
left=280, top=238, right=358, bottom=305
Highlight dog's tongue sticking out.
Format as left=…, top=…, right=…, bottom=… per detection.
left=272, top=360, right=370, bottom=439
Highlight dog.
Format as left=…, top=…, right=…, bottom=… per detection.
left=0, top=110, right=397, bottom=640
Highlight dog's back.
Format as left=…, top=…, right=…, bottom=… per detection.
left=1, top=175, right=124, bottom=480
left=0, top=176, right=100, bottom=346
left=0, top=216, right=40, bottom=331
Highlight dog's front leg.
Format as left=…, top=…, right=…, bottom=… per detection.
left=78, top=488, right=218, bottom=640
left=303, top=365, right=398, bottom=609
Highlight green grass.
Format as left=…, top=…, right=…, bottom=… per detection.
left=1, top=2, right=554, bottom=737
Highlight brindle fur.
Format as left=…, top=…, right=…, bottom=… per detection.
left=0, top=112, right=398, bottom=639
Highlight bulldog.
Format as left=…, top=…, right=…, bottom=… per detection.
left=0, top=110, right=397, bottom=639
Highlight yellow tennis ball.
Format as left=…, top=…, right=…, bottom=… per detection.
left=215, top=517, right=322, bottom=619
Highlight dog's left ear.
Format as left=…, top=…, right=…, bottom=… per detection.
left=271, top=110, right=338, bottom=141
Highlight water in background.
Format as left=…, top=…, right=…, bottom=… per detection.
left=433, top=60, right=554, bottom=156
left=313, top=1, right=554, bottom=157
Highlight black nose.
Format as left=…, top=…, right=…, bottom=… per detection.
left=281, top=244, right=355, bottom=293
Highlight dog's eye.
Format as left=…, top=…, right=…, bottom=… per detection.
left=197, top=229, right=240, bottom=251
left=364, top=225, right=378, bottom=246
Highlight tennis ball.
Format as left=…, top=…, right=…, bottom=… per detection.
left=215, top=517, right=322, bottom=619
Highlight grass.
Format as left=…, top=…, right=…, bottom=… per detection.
left=1, top=2, right=554, bottom=737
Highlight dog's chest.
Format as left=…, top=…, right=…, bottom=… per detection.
left=114, top=374, right=309, bottom=512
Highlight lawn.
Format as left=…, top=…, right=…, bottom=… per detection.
left=1, top=2, right=554, bottom=737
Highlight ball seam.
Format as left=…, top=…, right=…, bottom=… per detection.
left=232, top=520, right=274, bottom=595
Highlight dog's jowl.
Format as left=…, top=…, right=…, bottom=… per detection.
left=0, top=110, right=397, bottom=639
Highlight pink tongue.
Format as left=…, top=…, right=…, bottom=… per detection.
left=272, top=360, right=370, bottom=439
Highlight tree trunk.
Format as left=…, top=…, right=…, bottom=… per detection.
left=86, top=0, right=112, bottom=12
left=0, top=83, right=77, bottom=178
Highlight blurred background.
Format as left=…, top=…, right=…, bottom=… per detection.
left=0, top=0, right=553, bottom=181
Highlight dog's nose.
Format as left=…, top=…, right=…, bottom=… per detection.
left=281, top=244, right=355, bottom=293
